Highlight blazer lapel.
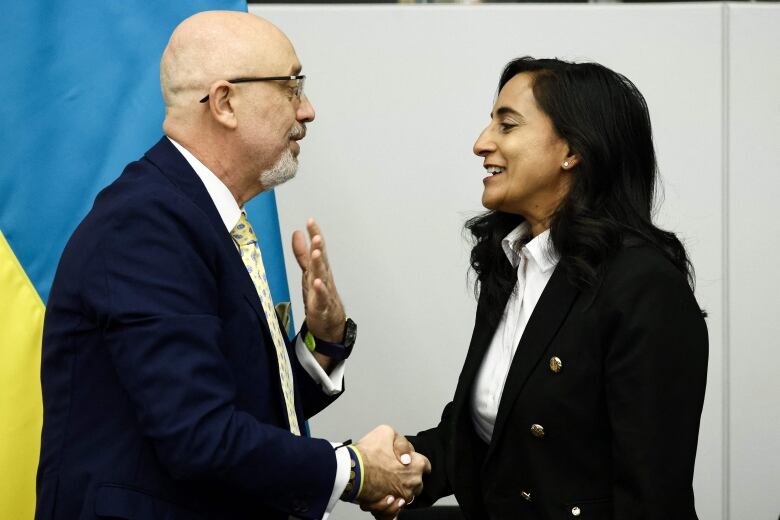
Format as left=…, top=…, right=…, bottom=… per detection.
left=144, top=137, right=227, bottom=241
left=454, top=285, right=514, bottom=412
left=144, top=137, right=277, bottom=343
left=484, top=265, right=580, bottom=462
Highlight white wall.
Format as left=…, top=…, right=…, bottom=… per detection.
left=249, top=4, right=779, bottom=519
left=727, top=5, right=780, bottom=520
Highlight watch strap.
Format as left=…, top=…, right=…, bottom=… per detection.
left=301, top=321, right=353, bottom=361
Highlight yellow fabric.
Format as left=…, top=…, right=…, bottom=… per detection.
left=231, top=213, right=300, bottom=436
left=0, top=230, right=44, bottom=519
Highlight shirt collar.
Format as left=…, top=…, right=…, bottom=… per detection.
left=167, top=136, right=242, bottom=232
left=501, top=222, right=560, bottom=273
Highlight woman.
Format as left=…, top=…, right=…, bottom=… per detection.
left=373, top=57, right=708, bottom=520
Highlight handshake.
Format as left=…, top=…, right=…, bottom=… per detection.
left=347, top=425, right=432, bottom=519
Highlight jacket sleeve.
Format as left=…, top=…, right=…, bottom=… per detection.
left=91, top=194, right=335, bottom=519
left=407, top=401, right=457, bottom=508
left=601, top=255, right=708, bottom=519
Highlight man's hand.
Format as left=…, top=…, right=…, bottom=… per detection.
left=292, top=218, right=346, bottom=343
left=359, top=431, right=422, bottom=519
left=353, top=425, right=431, bottom=516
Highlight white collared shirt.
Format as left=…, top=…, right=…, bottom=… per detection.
left=168, top=137, right=348, bottom=517
left=471, top=222, right=560, bottom=443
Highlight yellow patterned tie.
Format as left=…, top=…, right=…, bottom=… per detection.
left=231, top=212, right=300, bottom=435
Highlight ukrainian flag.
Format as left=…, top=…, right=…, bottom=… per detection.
left=0, top=1, right=294, bottom=517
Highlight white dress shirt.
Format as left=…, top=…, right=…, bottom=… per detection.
left=168, top=137, right=349, bottom=517
left=471, top=222, right=560, bottom=444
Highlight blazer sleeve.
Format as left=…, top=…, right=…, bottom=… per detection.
left=601, top=253, right=708, bottom=519
left=407, top=401, right=456, bottom=507
left=89, top=194, right=335, bottom=519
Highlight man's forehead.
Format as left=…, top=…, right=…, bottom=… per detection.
left=249, top=60, right=301, bottom=76
left=249, top=41, right=301, bottom=74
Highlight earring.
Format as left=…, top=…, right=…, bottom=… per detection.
left=563, top=161, right=569, bottom=168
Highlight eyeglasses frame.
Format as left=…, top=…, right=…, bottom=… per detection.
left=199, top=75, right=306, bottom=103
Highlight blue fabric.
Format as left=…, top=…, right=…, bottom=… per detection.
left=0, top=0, right=292, bottom=314
left=36, top=138, right=340, bottom=520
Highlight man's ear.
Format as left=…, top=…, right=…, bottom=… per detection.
left=207, top=80, right=238, bottom=130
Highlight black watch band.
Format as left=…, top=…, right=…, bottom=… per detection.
left=301, top=318, right=356, bottom=361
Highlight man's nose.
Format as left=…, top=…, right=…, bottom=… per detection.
left=297, top=95, right=315, bottom=124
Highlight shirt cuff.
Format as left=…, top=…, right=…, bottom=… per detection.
left=322, top=442, right=351, bottom=518
left=295, top=334, right=345, bottom=396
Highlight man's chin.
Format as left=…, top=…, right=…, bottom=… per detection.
left=259, top=172, right=296, bottom=191
left=257, top=145, right=298, bottom=187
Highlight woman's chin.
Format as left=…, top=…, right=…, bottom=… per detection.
left=481, top=191, right=504, bottom=212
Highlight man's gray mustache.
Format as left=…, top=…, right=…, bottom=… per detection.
left=290, top=125, right=306, bottom=140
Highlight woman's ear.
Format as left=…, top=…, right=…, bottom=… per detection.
left=561, top=151, right=580, bottom=170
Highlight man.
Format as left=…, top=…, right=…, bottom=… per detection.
left=36, top=11, right=428, bottom=520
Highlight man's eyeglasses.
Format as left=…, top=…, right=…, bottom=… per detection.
left=199, top=75, right=306, bottom=103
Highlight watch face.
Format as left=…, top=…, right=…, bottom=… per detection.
left=344, top=318, right=357, bottom=348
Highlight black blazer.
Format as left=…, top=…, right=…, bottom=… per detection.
left=410, top=243, right=708, bottom=520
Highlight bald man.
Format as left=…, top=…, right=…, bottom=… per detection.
left=36, top=11, right=428, bottom=520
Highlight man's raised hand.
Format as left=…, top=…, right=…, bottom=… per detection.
left=292, top=218, right=346, bottom=342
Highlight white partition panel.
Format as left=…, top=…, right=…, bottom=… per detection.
left=250, top=4, right=733, bottom=519
left=728, top=5, right=780, bottom=520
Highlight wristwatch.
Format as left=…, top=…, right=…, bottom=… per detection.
left=301, top=318, right=357, bottom=361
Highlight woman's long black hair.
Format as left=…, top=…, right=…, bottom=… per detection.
left=467, top=57, right=694, bottom=308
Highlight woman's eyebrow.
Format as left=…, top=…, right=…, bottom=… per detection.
left=493, top=106, right=525, bottom=121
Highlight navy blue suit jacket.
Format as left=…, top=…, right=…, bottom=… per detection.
left=36, top=137, right=341, bottom=520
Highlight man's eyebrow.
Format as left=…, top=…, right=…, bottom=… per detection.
left=492, top=106, right=525, bottom=120
left=290, top=64, right=302, bottom=75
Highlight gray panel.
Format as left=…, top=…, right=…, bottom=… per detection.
left=250, top=5, right=724, bottom=519
left=728, top=5, right=780, bottom=520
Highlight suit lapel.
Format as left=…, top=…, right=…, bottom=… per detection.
left=454, top=285, right=514, bottom=414
left=484, top=265, right=580, bottom=462
left=144, top=137, right=277, bottom=342
left=438, top=283, right=512, bottom=512
left=144, top=137, right=227, bottom=241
